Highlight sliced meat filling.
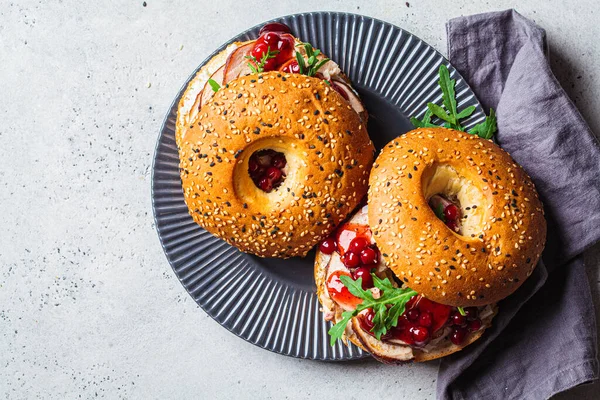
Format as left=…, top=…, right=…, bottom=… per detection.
left=197, top=39, right=366, bottom=118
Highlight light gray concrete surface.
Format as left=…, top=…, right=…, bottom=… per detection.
left=0, top=0, right=598, bottom=398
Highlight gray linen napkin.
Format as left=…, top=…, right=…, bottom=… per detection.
left=437, top=9, right=600, bottom=399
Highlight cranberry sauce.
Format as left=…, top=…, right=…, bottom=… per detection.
left=429, top=194, right=461, bottom=233
left=326, top=271, right=362, bottom=311
left=249, top=25, right=295, bottom=72
left=323, top=224, right=378, bottom=307
left=251, top=23, right=353, bottom=107
left=336, top=225, right=379, bottom=290
left=335, top=223, right=372, bottom=256
left=248, top=149, right=286, bottom=192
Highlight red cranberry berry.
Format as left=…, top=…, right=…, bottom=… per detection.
left=444, top=204, right=460, bottom=221
left=451, top=312, right=467, bottom=327
left=359, top=247, right=379, bottom=265
left=259, top=22, right=292, bottom=36
left=249, top=150, right=286, bottom=192
left=342, top=251, right=360, bottom=268
left=406, top=295, right=451, bottom=333
left=406, top=308, right=421, bottom=322
left=418, top=311, right=433, bottom=328
left=258, top=176, right=272, bottom=192
left=319, top=237, right=336, bottom=255
left=410, top=326, right=430, bottom=345
left=467, top=318, right=482, bottom=332
left=251, top=42, right=268, bottom=60
left=261, top=32, right=280, bottom=47
left=348, top=237, right=370, bottom=254
left=360, top=309, right=375, bottom=332
left=274, top=35, right=294, bottom=64
left=262, top=57, right=277, bottom=72
left=352, top=267, right=374, bottom=289
left=389, top=318, right=415, bottom=345
left=266, top=166, right=282, bottom=181
left=359, top=310, right=391, bottom=340
left=280, top=60, right=300, bottom=74
left=450, top=327, right=468, bottom=345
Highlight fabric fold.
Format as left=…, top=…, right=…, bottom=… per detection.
left=438, top=9, right=600, bottom=399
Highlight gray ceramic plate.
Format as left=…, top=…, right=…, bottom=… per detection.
left=152, top=12, right=485, bottom=361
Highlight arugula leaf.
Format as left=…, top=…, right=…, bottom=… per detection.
left=468, top=108, right=497, bottom=139
left=410, top=109, right=438, bottom=128
left=328, top=310, right=354, bottom=346
left=328, top=274, right=417, bottom=345
left=439, top=64, right=458, bottom=124
left=342, top=276, right=373, bottom=300
left=410, top=64, right=498, bottom=139
left=457, top=105, right=476, bottom=119
left=207, top=78, right=221, bottom=92
left=427, top=103, right=453, bottom=124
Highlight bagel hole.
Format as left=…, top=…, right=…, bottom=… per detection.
left=422, top=164, right=487, bottom=238
left=248, top=149, right=287, bottom=193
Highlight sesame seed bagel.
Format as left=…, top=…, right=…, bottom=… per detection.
left=368, top=127, right=546, bottom=306
left=314, top=206, right=498, bottom=363
left=177, top=72, right=375, bottom=258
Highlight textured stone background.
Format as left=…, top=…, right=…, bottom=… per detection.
left=0, top=0, right=598, bottom=398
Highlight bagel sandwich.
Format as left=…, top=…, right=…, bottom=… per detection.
left=315, top=127, right=546, bottom=363
left=175, top=22, right=374, bottom=259
left=177, top=22, right=366, bottom=147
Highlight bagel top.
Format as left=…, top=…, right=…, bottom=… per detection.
left=368, top=128, right=546, bottom=306
left=177, top=72, right=375, bottom=258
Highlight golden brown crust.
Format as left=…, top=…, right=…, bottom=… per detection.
left=368, top=128, right=547, bottom=306
left=177, top=72, right=374, bottom=258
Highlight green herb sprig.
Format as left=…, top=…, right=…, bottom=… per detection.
left=207, top=78, right=221, bottom=93
left=411, top=64, right=498, bottom=139
left=457, top=306, right=466, bottom=316
left=245, top=47, right=279, bottom=74
left=295, top=42, right=330, bottom=77
left=328, top=273, right=417, bottom=346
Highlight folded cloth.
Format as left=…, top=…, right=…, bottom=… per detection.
left=437, top=9, right=600, bottom=400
